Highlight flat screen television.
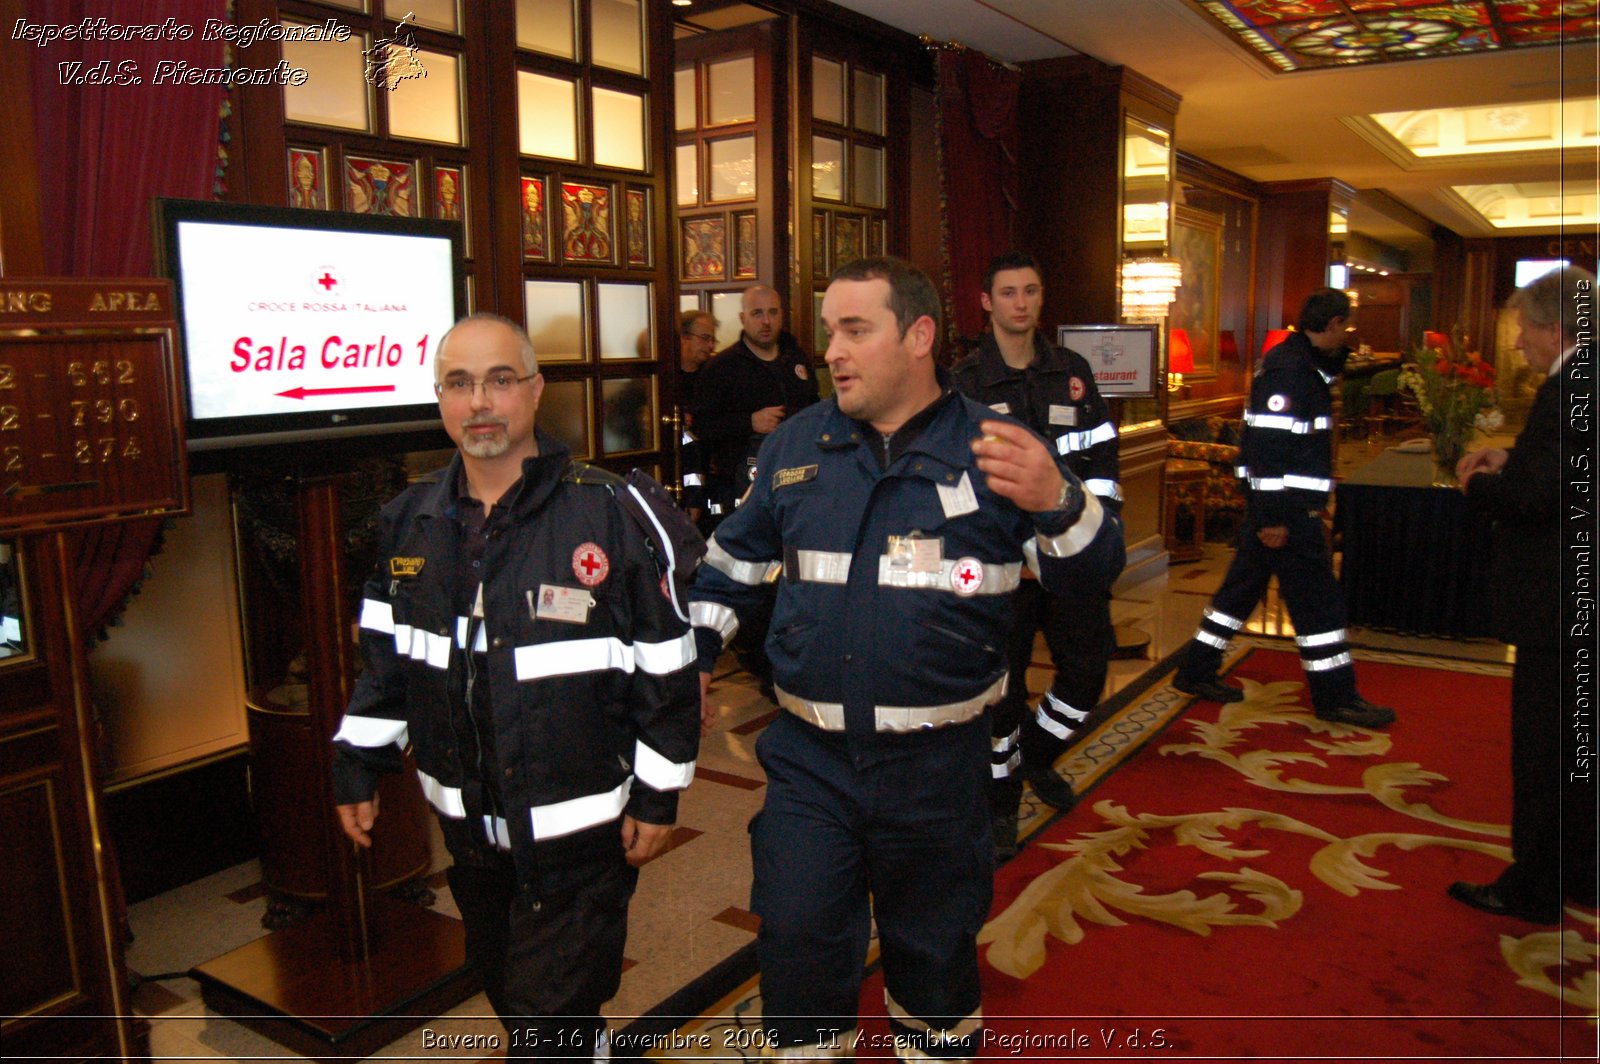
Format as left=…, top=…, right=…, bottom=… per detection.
left=156, top=198, right=463, bottom=454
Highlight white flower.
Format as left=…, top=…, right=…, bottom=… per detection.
left=1474, top=408, right=1504, bottom=432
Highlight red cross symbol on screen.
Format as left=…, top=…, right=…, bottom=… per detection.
left=318, top=271, right=338, bottom=290
left=579, top=551, right=602, bottom=577
left=953, top=563, right=981, bottom=593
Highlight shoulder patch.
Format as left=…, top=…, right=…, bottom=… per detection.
left=1267, top=394, right=1289, bottom=412
left=772, top=464, right=819, bottom=489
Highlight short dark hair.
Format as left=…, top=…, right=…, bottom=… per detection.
left=1297, top=287, right=1351, bottom=333
left=1510, top=265, right=1596, bottom=344
left=830, top=256, right=942, bottom=343
left=982, top=251, right=1042, bottom=295
left=679, top=309, right=714, bottom=335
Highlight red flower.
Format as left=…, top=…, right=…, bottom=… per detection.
left=1423, top=330, right=1451, bottom=355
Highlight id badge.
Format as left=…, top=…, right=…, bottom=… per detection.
left=529, top=585, right=595, bottom=624
left=887, top=533, right=943, bottom=573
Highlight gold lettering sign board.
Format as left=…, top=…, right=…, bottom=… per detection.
left=0, top=279, right=188, bottom=534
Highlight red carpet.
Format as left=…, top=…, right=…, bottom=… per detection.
left=851, top=647, right=1599, bottom=1060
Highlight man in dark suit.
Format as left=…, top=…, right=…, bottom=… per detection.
left=1449, top=265, right=1596, bottom=925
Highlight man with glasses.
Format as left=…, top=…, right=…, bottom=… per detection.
left=679, top=310, right=718, bottom=527
left=330, top=313, right=700, bottom=1059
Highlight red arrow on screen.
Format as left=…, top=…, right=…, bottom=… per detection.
left=276, top=385, right=399, bottom=400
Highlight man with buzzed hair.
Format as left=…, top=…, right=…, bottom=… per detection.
left=690, top=284, right=821, bottom=521
left=330, top=313, right=700, bottom=1059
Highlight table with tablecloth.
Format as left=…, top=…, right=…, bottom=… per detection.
left=1334, top=448, right=1495, bottom=639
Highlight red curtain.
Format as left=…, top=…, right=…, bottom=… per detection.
left=935, top=49, right=1020, bottom=346
left=27, top=0, right=228, bottom=638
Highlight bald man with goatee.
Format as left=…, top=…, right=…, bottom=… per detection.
left=690, top=284, right=820, bottom=525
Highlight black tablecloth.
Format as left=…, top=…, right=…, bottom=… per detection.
left=1334, top=449, right=1494, bottom=638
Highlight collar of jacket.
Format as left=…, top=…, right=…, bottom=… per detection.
left=1267, top=329, right=1347, bottom=382
left=971, top=330, right=1070, bottom=387
left=413, top=428, right=574, bottom=522
left=720, top=332, right=803, bottom=367
left=812, top=375, right=974, bottom=472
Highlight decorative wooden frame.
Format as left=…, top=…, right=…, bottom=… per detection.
left=287, top=146, right=327, bottom=210
left=345, top=154, right=419, bottom=217
left=625, top=187, right=651, bottom=267
left=560, top=180, right=615, bottom=264
left=681, top=217, right=726, bottom=281
left=1170, top=204, right=1224, bottom=381
left=733, top=212, right=757, bottom=279
left=520, top=175, right=550, bottom=261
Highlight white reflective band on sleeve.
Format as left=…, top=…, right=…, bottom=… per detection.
left=683, top=473, right=703, bottom=487
left=1021, top=538, right=1039, bottom=579
left=1244, top=412, right=1333, bottom=435
left=1055, top=421, right=1118, bottom=454
left=690, top=600, right=739, bottom=642
left=1282, top=474, right=1332, bottom=492
left=528, top=778, right=632, bottom=840
left=1036, top=490, right=1104, bottom=558
left=416, top=768, right=466, bottom=817
left=885, top=991, right=984, bottom=1044
left=1084, top=478, right=1123, bottom=502
left=775, top=674, right=1006, bottom=733
left=333, top=713, right=409, bottom=749
left=1302, top=651, right=1353, bottom=672
left=1204, top=607, right=1246, bottom=631
left=794, top=549, right=853, bottom=584
left=1195, top=629, right=1232, bottom=650
left=704, top=538, right=781, bottom=585
left=634, top=739, right=696, bottom=791
left=513, top=634, right=696, bottom=681
left=396, top=625, right=452, bottom=670
left=1234, top=465, right=1250, bottom=479
left=877, top=556, right=1021, bottom=594
left=360, top=598, right=395, bottom=634
left=1248, top=477, right=1285, bottom=491
left=1296, top=628, right=1347, bottom=648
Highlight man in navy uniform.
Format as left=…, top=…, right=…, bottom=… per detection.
left=1449, top=265, right=1596, bottom=924
left=330, top=314, right=700, bottom=1059
left=952, top=252, right=1127, bottom=856
left=691, top=258, right=1118, bottom=1060
left=1173, top=288, right=1395, bottom=729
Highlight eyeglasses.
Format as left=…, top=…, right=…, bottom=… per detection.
left=684, top=331, right=715, bottom=343
left=434, top=372, right=536, bottom=400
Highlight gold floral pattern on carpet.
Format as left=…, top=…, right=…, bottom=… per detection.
left=1158, top=676, right=1508, bottom=837
left=1498, top=910, right=1600, bottom=1023
left=980, top=800, right=1506, bottom=979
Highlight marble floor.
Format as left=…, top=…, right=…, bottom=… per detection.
left=123, top=436, right=1510, bottom=1062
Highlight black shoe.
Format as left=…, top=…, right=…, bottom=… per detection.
left=1315, top=696, right=1395, bottom=729
left=991, top=810, right=1018, bottom=861
left=1021, top=763, right=1078, bottom=811
left=1447, top=881, right=1560, bottom=925
left=1174, top=676, right=1245, bottom=703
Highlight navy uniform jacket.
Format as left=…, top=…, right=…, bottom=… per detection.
left=332, top=433, right=700, bottom=890
left=689, top=390, right=1115, bottom=743
left=1239, top=331, right=1340, bottom=526
left=691, top=333, right=821, bottom=489
left=1466, top=358, right=1573, bottom=649
left=951, top=332, right=1122, bottom=510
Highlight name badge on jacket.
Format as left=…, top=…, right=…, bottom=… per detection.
left=936, top=471, right=979, bottom=519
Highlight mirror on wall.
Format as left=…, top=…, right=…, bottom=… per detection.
left=0, top=541, right=30, bottom=664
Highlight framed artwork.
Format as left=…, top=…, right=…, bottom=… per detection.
left=561, top=181, right=614, bottom=264
left=681, top=217, right=727, bottom=281
left=345, top=155, right=416, bottom=216
left=734, top=212, right=757, bottom=279
left=868, top=216, right=885, bottom=256
left=834, top=214, right=864, bottom=265
left=434, top=165, right=465, bottom=222
left=812, top=210, right=830, bottom=279
left=521, top=176, right=549, bottom=260
left=287, top=147, right=326, bottom=209
left=1170, top=204, right=1224, bottom=380
left=625, top=188, right=651, bottom=267
left=1057, top=323, right=1160, bottom=399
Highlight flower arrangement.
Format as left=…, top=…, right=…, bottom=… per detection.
left=1398, top=326, right=1501, bottom=475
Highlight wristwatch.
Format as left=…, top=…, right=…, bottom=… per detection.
left=1053, top=477, right=1077, bottom=512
